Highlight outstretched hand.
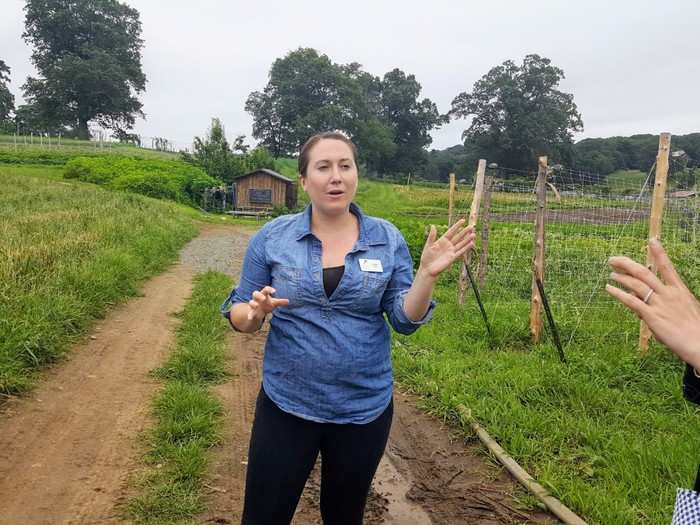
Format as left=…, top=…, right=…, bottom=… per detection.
left=606, top=239, right=700, bottom=369
left=419, top=219, right=476, bottom=279
left=247, top=286, right=289, bottom=321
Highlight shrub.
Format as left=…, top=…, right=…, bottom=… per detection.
left=63, top=156, right=219, bottom=204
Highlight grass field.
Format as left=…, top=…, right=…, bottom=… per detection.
left=350, top=176, right=700, bottom=524
left=0, top=134, right=180, bottom=164
left=0, top=167, right=198, bottom=395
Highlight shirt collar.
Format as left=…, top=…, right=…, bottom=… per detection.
left=294, top=202, right=383, bottom=247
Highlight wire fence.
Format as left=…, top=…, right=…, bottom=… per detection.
left=0, top=130, right=194, bottom=154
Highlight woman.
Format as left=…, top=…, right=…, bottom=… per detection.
left=221, top=131, right=475, bottom=524
left=606, top=238, right=700, bottom=404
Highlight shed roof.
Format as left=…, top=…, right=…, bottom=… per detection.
left=236, top=168, right=294, bottom=184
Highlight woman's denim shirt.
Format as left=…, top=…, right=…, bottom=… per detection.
left=221, top=203, right=435, bottom=424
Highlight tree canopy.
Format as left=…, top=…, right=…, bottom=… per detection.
left=450, top=54, right=583, bottom=170
left=246, top=48, right=445, bottom=175
left=182, top=118, right=275, bottom=184
left=21, top=0, right=146, bottom=138
left=0, top=59, right=15, bottom=127
left=573, top=133, right=700, bottom=175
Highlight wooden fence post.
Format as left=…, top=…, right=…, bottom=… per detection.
left=530, top=156, right=548, bottom=344
left=459, top=159, right=487, bottom=305
left=639, top=132, right=671, bottom=353
left=448, top=173, right=456, bottom=227
left=478, top=167, right=495, bottom=287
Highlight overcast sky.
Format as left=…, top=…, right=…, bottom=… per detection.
left=1, top=0, right=698, bottom=150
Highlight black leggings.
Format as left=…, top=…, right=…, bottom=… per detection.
left=241, top=387, right=393, bottom=525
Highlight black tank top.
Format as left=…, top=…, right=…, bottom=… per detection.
left=323, top=265, right=345, bottom=298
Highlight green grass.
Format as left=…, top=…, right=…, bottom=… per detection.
left=606, top=169, right=649, bottom=192
left=0, top=134, right=180, bottom=163
left=0, top=167, right=198, bottom=395
left=126, top=272, right=232, bottom=524
left=274, top=157, right=299, bottom=180
left=345, top=177, right=700, bottom=524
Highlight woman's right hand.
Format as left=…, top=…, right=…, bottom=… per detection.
left=247, top=286, right=290, bottom=321
left=606, top=239, right=700, bottom=370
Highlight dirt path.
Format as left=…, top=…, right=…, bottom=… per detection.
left=0, top=223, right=557, bottom=524
left=0, top=264, right=194, bottom=524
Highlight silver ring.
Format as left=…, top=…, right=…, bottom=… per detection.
left=642, top=288, right=654, bottom=304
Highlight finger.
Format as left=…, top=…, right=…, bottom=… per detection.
left=450, top=224, right=473, bottom=244
left=609, top=272, right=654, bottom=301
left=452, top=230, right=476, bottom=246
left=426, top=225, right=437, bottom=245
left=252, top=291, right=269, bottom=303
left=453, top=232, right=476, bottom=251
left=649, top=239, right=683, bottom=287
left=260, top=286, right=277, bottom=296
left=607, top=255, right=664, bottom=292
left=443, top=218, right=466, bottom=240
left=270, top=298, right=290, bottom=308
left=455, top=241, right=475, bottom=259
left=248, top=298, right=261, bottom=310
left=605, top=284, right=650, bottom=318
left=247, top=299, right=260, bottom=320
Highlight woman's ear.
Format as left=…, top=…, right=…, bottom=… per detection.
left=299, top=175, right=307, bottom=192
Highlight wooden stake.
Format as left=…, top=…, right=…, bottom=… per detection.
left=468, top=160, right=487, bottom=231
left=459, top=159, right=487, bottom=305
left=478, top=172, right=494, bottom=287
left=639, top=133, right=671, bottom=353
left=448, top=173, right=456, bottom=227
left=530, top=156, right=548, bottom=344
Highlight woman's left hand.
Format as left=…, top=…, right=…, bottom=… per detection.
left=419, top=219, right=476, bottom=279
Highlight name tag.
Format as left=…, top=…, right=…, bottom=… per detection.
left=359, top=258, right=383, bottom=273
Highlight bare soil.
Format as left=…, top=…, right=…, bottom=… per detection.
left=0, top=264, right=194, bottom=524
left=0, top=223, right=558, bottom=524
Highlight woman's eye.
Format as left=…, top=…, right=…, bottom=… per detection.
left=318, top=165, right=328, bottom=170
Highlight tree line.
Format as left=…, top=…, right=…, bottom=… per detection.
left=415, top=133, right=700, bottom=183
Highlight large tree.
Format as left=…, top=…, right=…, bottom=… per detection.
left=0, top=60, right=15, bottom=126
left=22, top=0, right=146, bottom=139
left=246, top=48, right=356, bottom=157
left=379, top=68, right=447, bottom=174
left=245, top=48, right=445, bottom=176
left=450, top=54, right=583, bottom=169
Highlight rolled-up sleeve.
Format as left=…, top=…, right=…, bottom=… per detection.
left=381, top=231, right=436, bottom=335
left=220, top=227, right=271, bottom=319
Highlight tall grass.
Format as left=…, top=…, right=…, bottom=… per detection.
left=0, top=170, right=197, bottom=395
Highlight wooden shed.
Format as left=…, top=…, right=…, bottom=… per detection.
left=233, top=168, right=297, bottom=211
